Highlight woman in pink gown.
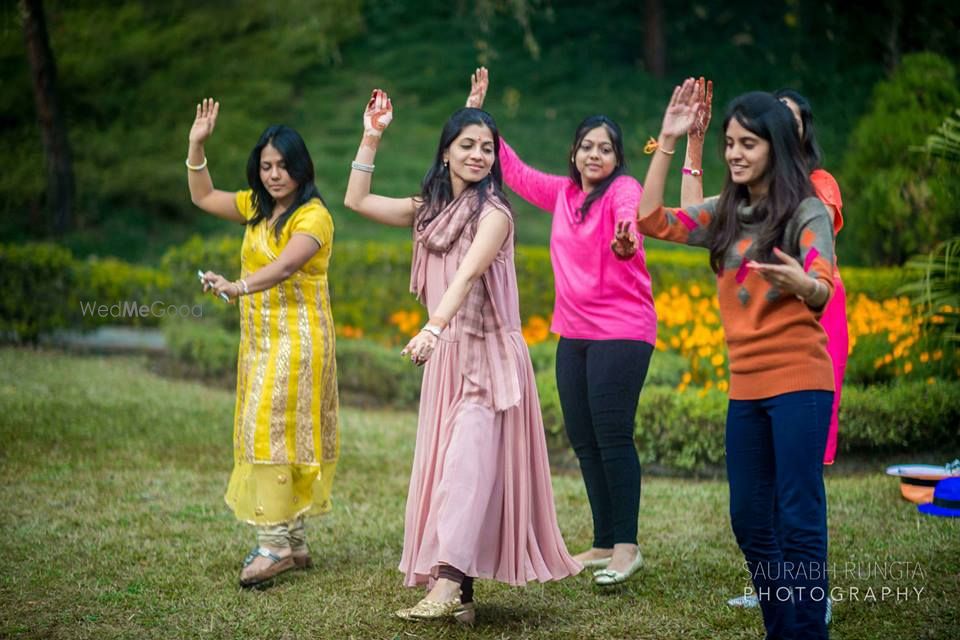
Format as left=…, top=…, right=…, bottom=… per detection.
left=344, top=90, right=580, bottom=625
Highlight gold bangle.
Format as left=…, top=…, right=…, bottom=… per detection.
left=658, top=146, right=676, bottom=156
left=185, top=156, right=208, bottom=171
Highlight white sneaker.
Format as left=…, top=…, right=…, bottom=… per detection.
left=727, top=594, right=760, bottom=608
left=726, top=593, right=833, bottom=624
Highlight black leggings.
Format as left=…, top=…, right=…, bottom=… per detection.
left=437, top=565, right=474, bottom=603
left=556, top=337, right=653, bottom=547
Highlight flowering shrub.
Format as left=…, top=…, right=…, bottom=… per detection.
left=651, top=285, right=959, bottom=394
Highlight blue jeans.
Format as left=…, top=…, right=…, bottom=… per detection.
left=556, top=338, right=652, bottom=547
left=726, top=390, right=832, bottom=640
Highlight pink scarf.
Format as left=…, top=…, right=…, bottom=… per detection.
left=410, top=188, right=521, bottom=411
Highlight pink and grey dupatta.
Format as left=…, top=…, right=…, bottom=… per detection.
left=409, top=188, right=522, bottom=411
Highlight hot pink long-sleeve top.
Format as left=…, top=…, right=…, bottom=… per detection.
left=499, top=140, right=657, bottom=344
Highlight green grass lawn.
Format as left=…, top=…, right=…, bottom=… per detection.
left=1, top=348, right=957, bottom=639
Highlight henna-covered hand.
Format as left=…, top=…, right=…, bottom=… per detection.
left=689, top=77, right=713, bottom=140
left=400, top=330, right=438, bottom=366
left=363, top=89, right=393, bottom=137
left=611, top=220, right=639, bottom=260
left=465, top=66, right=489, bottom=109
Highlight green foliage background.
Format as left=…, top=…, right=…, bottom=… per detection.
left=840, top=53, right=960, bottom=265
left=3, top=1, right=959, bottom=264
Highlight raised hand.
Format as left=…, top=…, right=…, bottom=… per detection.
left=660, top=78, right=698, bottom=140
left=689, top=77, right=713, bottom=140
left=363, top=89, right=393, bottom=136
left=611, top=220, right=639, bottom=260
left=466, top=66, right=489, bottom=109
left=189, top=98, right=220, bottom=145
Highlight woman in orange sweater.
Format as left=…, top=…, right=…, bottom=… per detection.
left=617, top=81, right=834, bottom=639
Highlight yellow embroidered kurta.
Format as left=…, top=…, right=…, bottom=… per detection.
left=224, top=190, right=340, bottom=525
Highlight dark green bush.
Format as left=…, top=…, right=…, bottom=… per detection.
left=75, top=257, right=173, bottom=328
left=838, top=380, right=960, bottom=452
left=840, top=52, right=960, bottom=266
left=158, top=234, right=244, bottom=331
left=634, top=385, right=729, bottom=474
left=335, top=338, right=424, bottom=407
left=540, top=378, right=960, bottom=474
left=159, top=322, right=424, bottom=408
left=162, top=317, right=238, bottom=378
left=0, top=243, right=77, bottom=342
left=840, top=265, right=915, bottom=300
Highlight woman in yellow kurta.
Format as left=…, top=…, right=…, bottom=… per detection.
left=186, top=98, right=339, bottom=587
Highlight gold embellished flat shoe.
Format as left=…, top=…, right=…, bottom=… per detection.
left=395, top=597, right=462, bottom=621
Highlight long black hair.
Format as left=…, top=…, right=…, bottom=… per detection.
left=568, top=115, right=627, bottom=221
left=706, top=92, right=812, bottom=273
left=245, top=125, right=326, bottom=240
left=416, top=107, right=509, bottom=231
left=774, top=88, right=823, bottom=172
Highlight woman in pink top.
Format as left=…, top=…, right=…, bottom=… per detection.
left=775, top=89, right=847, bottom=467
left=467, top=68, right=656, bottom=585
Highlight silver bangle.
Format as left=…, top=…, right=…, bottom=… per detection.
left=797, top=279, right=823, bottom=304
left=185, top=156, right=208, bottom=171
left=239, top=279, right=249, bottom=295
left=351, top=160, right=375, bottom=173
left=422, top=324, right=442, bottom=337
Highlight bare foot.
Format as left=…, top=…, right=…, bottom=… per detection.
left=605, top=543, right=639, bottom=574
left=573, top=547, right=614, bottom=564
left=240, top=545, right=292, bottom=583
left=424, top=577, right=461, bottom=602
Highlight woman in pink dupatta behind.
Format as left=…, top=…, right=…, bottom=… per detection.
left=344, top=90, right=580, bottom=625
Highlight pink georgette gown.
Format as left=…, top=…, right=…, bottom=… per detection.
left=398, top=207, right=582, bottom=587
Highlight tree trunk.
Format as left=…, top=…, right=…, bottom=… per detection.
left=20, top=0, right=74, bottom=235
left=645, top=0, right=665, bottom=78
left=884, top=0, right=902, bottom=71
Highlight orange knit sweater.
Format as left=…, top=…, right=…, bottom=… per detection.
left=637, top=197, right=836, bottom=400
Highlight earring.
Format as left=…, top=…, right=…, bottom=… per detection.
left=443, top=161, right=449, bottom=170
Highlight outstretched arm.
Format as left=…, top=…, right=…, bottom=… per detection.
left=463, top=67, right=564, bottom=212
left=400, top=209, right=510, bottom=365
left=186, top=98, right=245, bottom=223
left=343, top=89, right=417, bottom=227
left=681, top=77, right=712, bottom=208
left=631, top=78, right=705, bottom=247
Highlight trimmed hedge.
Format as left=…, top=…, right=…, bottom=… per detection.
left=77, top=257, right=173, bottom=328
left=1, top=239, right=912, bottom=343
left=540, top=380, right=960, bottom=474
left=135, top=318, right=960, bottom=473
left=163, top=317, right=239, bottom=378
left=160, top=322, right=424, bottom=407
left=0, top=243, right=77, bottom=342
